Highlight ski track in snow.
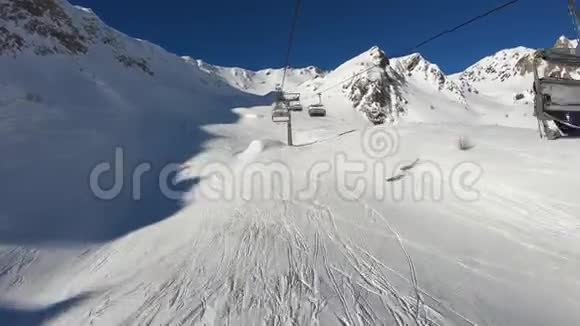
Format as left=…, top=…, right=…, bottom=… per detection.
left=3, top=103, right=580, bottom=325
left=57, top=199, right=455, bottom=326
left=4, top=104, right=580, bottom=325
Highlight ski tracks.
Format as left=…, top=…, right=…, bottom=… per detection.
left=305, top=201, right=436, bottom=326
left=62, top=199, right=469, bottom=325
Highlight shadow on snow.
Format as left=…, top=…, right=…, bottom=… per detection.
left=0, top=77, right=270, bottom=246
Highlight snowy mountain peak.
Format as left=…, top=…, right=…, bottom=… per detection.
left=459, top=46, right=536, bottom=85
left=392, top=54, right=451, bottom=88
left=189, top=59, right=327, bottom=96
left=0, top=0, right=89, bottom=55
left=0, top=0, right=158, bottom=76
left=365, top=45, right=390, bottom=67
left=390, top=53, right=466, bottom=105
left=73, top=5, right=94, bottom=14
left=555, top=35, right=579, bottom=49
left=450, top=37, right=580, bottom=106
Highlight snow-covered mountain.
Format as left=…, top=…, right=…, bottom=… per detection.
left=293, top=46, right=407, bottom=124
left=391, top=53, right=465, bottom=102
left=456, top=47, right=536, bottom=85
left=0, top=0, right=263, bottom=245
left=555, top=35, right=579, bottom=49
left=189, top=58, right=327, bottom=95
left=189, top=40, right=549, bottom=126
left=187, top=36, right=580, bottom=127
left=451, top=36, right=580, bottom=105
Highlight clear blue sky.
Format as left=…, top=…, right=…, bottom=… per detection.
left=69, top=0, right=576, bottom=73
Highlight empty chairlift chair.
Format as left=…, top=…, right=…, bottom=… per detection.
left=308, top=103, right=326, bottom=117
left=308, top=93, right=326, bottom=117
left=271, top=102, right=290, bottom=123
left=533, top=47, right=580, bottom=139
left=281, top=93, right=303, bottom=111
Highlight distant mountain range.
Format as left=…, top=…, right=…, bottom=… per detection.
left=1, top=0, right=579, bottom=127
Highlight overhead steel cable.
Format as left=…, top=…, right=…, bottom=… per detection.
left=317, top=63, right=383, bottom=95
left=569, top=0, right=580, bottom=40
left=406, top=0, right=520, bottom=54
left=280, top=0, right=303, bottom=91
left=317, top=0, right=521, bottom=95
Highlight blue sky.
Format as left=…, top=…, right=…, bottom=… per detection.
left=70, top=0, right=576, bottom=73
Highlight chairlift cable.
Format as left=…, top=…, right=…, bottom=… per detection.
left=569, top=0, right=580, bottom=40
left=316, top=0, right=521, bottom=96
left=317, top=64, right=383, bottom=95
left=280, top=0, right=303, bottom=91
left=402, top=0, right=520, bottom=55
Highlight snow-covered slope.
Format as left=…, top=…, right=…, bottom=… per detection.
left=306, top=46, right=407, bottom=124
left=293, top=47, right=477, bottom=125
left=0, top=0, right=263, bottom=246
left=3, top=1, right=580, bottom=325
left=14, top=107, right=580, bottom=326
left=456, top=47, right=535, bottom=85
left=189, top=58, right=327, bottom=95
left=391, top=53, right=465, bottom=104
left=452, top=36, right=580, bottom=105
left=554, top=35, right=579, bottom=49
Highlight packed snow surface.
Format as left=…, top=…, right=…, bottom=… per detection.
left=2, top=1, right=580, bottom=325
left=3, top=101, right=580, bottom=325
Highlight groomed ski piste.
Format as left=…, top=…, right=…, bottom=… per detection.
left=1, top=1, right=580, bottom=325
left=5, top=107, right=580, bottom=326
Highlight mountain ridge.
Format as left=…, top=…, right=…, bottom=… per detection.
left=1, top=0, right=579, bottom=125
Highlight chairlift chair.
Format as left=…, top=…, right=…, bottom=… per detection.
left=288, top=100, right=303, bottom=111
left=308, top=103, right=326, bottom=117
left=280, top=92, right=300, bottom=102
left=533, top=47, right=580, bottom=138
left=308, top=93, right=326, bottom=116
left=279, top=92, right=303, bottom=111
left=272, top=102, right=290, bottom=123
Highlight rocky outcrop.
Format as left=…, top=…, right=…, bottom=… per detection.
left=0, top=0, right=153, bottom=75
left=343, top=47, right=406, bottom=124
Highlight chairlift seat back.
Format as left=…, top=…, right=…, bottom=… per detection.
left=272, top=103, right=290, bottom=123
left=288, top=101, right=303, bottom=111
left=537, top=78, right=580, bottom=112
left=280, top=93, right=300, bottom=102
left=533, top=47, right=580, bottom=137
left=538, top=48, right=580, bottom=65
left=534, top=49, right=580, bottom=116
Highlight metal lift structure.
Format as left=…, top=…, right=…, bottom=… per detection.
left=533, top=1, right=580, bottom=139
